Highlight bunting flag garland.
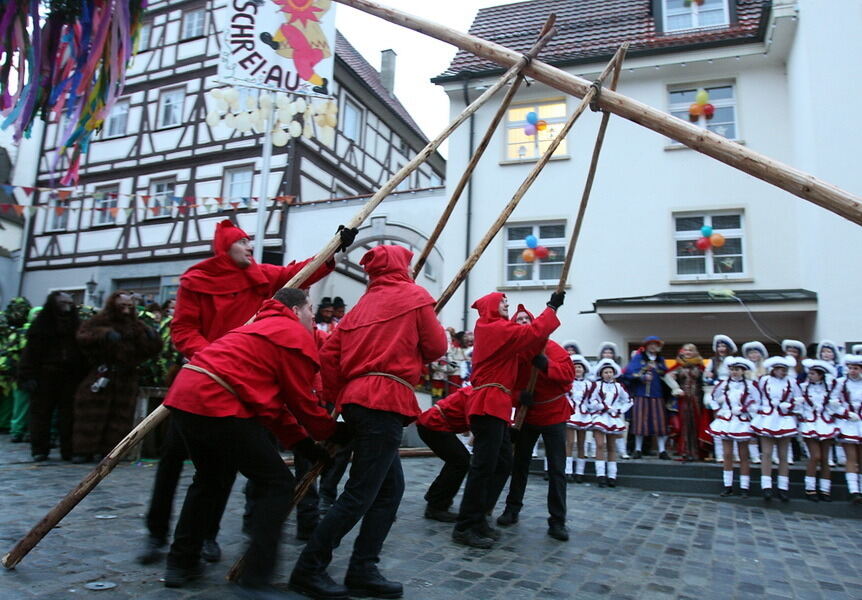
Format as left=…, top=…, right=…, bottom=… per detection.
left=0, top=0, right=146, bottom=186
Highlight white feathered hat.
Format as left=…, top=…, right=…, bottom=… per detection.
left=852, top=344, right=862, bottom=355
left=781, top=339, right=807, bottom=358
left=570, top=354, right=590, bottom=371
left=764, top=355, right=796, bottom=372
left=725, top=357, right=755, bottom=371
left=844, top=354, right=862, bottom=367
left=816, top=340, right=840, bottom=362
left=593, top=358, right=622, bottom=378
left=561, top=340, right=581, bottom=354
left=802, top=359, right=836, bottom=377
left=741, top=341, right=768, bottom=360
left=712, top=334, right=737, bottom=353
left=597, top=341, right=618, bottom=358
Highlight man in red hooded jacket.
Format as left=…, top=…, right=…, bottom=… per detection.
left=289, top=245, right=447, bottom=600
left=453, top=291, right=564, bottom=549
left=161, top=288, right=351, bottom=596
left=139, top=219, right=355, bottom=565
left=495, top=304, right=575, bottom=541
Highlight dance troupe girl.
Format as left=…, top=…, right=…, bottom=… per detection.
left=707, top=357, right=759, bottom=496
left=566, top=355, right=594, bottom=482
left=584, top=359, right=632, bottom=488
left=835, top=354, right=862, bottom=503
left=798, top=359, right=841, bottom=501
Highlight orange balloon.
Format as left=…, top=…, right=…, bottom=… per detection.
left=536, top=120, right=548, bottom=131
left=522, top=248, right=536, bottom=263
left=689, top=103, right=703, bottom=117
left=710, top=233, right=726, bottom=247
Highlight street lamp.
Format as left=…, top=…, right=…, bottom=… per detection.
left=85, top=276, right=98, bottom=307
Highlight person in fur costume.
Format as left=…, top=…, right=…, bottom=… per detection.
left=71, top=291, right=162, bottom=463
left=18, top=292, right=87, bottom=461
left=664, top=344, right=710, bottom=461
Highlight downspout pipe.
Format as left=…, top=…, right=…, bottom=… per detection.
left=461, top=76, right=474, bottom=331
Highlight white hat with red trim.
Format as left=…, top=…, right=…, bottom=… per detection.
left=570, top=354, right=590, bottom=371
left=741, top=341, right=767, bottom=360
left=781, top=339, right=807, bottom=358
left=764, top=355, right=796, bottom=372
left=713, top=334, right=737, bottom=353
left=802, top=359, right=836, bottom=378
left=843, top=354, right=862, bottom=367
left=725, top=357, right=755, bottom=371
left=593, top=358, right=622, bottom=378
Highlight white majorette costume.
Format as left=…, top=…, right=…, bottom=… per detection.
left=816, top=340, right=845, bottom=378
left=798, top=359, right=841, bottom=441
left=707, top=358, right=760, bottom=441
left=835, top=355, right=862, bottom=445
left=752, top=356, right=802, bottom=438
left=567, top=355, right=594, bottom=430
left=587, top=360, right=632, bottom=435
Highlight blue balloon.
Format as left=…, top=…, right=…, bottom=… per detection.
left=525, top=234, right=538, bottom=249
left=526, top=111, right=538, bottom=125
left=700, top=225, right=713, bottom=237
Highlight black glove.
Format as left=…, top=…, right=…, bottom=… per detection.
left=337, top=225, right=358, bottom=252
left=106, top=330, right=121, bottom=343
left=19, top=379, right=37, bottom=393
left=531, top=354, right=548, bottom=372
left=546, top=291, right=565, bottom=311
left=519, top=390, right=534, bottom=408
left=293, top=437, right=331, bottom=465
left=328, top=422, right=353, bottom=447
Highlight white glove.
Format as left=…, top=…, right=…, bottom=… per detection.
left=779, top=402, right=792, bottom=412
left=850, top=412, right=861, bottom=422
left=671, top=388, right=684, bottom=397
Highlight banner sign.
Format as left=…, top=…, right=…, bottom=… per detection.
left=219, top=0, right=336, bottom=97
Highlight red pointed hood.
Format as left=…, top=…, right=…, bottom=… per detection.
left=337, top=245, right=435, bottom=331
left=471, top=292, right=506, bottom=322
left=470, top=292, right=513, bottom=363
left=233, top=298, right=319, bottom=365
left=510, top=303, right=535, bottom=323
left=180, top=220, right=268, bottom=295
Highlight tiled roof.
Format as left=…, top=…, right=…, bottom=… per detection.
left=335, top=31, right=427, bottom=140
left=434, top=0, right=769, bottom=81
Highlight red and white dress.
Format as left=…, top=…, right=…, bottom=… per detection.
left=751, top=375, right=802, bottom=438
left=587, top=381, right=632, bottom=435
left=706, top=377, right=759, bottom=440
left=797, top=379, right=841, bottom=440
left=834, top=376, right=862, bottom=444
left=567, top=378, right=594, bottom=430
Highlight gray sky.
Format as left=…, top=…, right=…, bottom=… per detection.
left=335, top=0, right=517, bottom=155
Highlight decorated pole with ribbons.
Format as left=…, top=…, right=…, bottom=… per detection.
left=332, top=0, right=862, bottom=226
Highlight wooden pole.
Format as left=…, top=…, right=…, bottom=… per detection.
left=411, top=17, right=557, bottom=279
left=333, top=0, right=862, bottom=226
left=434, top=50, right=625, bottom=314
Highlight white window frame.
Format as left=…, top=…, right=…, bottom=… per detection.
left=158, top=88, right=185, bottom=128
left=672, top=211, right=746, bottom=280
left=182, top=8, right=206, bottom=39
left=668, top=81, right=738, bottom=143
left=504, top=99, right=568, bottom=163
left=223, top=167, right=254, bottom=206
left=138, top=22, right=151, bottom=51
left=504, top=221, right=567, bottom=286
left=663, top=0, right=730, bottom=33
left=341, top=96, right=362, bottom=142
left=147, top=179, right=175, bottom=219
left=46, top=197, right=69, bottom=232
left=92, top=186, right=119, bottom=226
left=105, top=100, right=129, bottom=138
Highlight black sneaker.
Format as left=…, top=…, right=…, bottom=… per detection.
left=345, top=566, right=403, bottom=599
left=762, top=488, right=773, bottom=501
left=777, top=489, right=790, bottom=503
left=805, top=490, right=819, bottom=503
left=819, top=492, right=832, bottom=503
left=632, top=450, right=643, bottom=459
left=452, top=528, right=493, bottom=549
left=424, top=506, right=458, bottom=523
left=477, top=519, right=501, bottom=541
left=547, top=522, right=569, bottom=541
left=164, top=561, right=205, bottom=588
left=137, top=535, right=166, bottom=565
left=201, top=538, right=221, bottom=562
left=659, top=451, right=671, bottom=460
left=289, top=568, right=349, bottom=600
left=720, top=487, right=734, bottom=497
left=495, top=509, right=518, bottom=527
left=597, top=476, right=607, bottom=488
left=607, top=478, right=617, bottom=488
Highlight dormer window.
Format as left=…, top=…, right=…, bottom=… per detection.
left=664, top=0, right=729, bottom=32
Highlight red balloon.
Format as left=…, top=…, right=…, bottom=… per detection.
left=695, top=237, right=711, bottom=251
left=534, top=246, right=550, bottom=259
left=703, top=103, right=715, bottom=119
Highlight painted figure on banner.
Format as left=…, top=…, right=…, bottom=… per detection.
left=262, top=0, right=333, bottom=95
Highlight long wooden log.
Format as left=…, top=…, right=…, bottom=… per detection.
left=334, top=0, right=862, bottom=226
left=411, top=16, right=557, bottom=279
left=435, top=50, right=625, bottom=314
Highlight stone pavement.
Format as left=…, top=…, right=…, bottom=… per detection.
left=1, top=437, right=861, bottom=600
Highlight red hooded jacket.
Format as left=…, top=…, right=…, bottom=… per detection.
left=416, top=387, right=472, bottom=434
left=509, top=305, right=574, bottom=426
left=467, top=293, right=560, bottom=423
left=164, top=299, right=336, bottom=449
left=172, top=220, right=334, bottom=358
left=320, top=245, right=448, bottom=420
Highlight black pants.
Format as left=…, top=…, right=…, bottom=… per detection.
left=293, top=452, right=320, bottom=532
left=417, top=425, right=470, bottom=511
left=295, top=404, right=404, bottom=574
left=29, top=384, right=74, bottom=459
left=504, top=421, right=566, bottom=525
left=167, top=409, right=295, bottom=586
left=455, top=415, right=512, bottom=532
left=145, top=414, right=232, bottom=541
left=319, top=445, right=351, bottom=505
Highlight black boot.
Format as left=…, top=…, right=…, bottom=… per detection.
left=164, top=560, right=205, bottom=588
left=819, top=491, right=832, bottom=503
left=259, top=32, right=279, bottom=51
left=547, top=522, right=569, bottom=541
left=740, top=488, right=749, bottom=498
left=344, top=566, right=403, bottom=599
left=632, top=450, right=642, bottom=459
left=452, top=527, right=493, bottom=549
left=137, top=535, right=166, bottom=565
left=574, top=474, right=583, bottom=484
left=289, top=568, right=349, bottom=600
left=777, top=489, right=790, bottom=503
left=720, top=487, right=734, bottom=497
left=805, top=490, right=819, bottom=502
left=597, top=476, right=607, bottom=488
left=762, top=488, right=773, bottom=501
left=659, top=451, right=670, bottom=460
left=477, top=518, right=501, bottom=541
left=201, top=538, right=221, bottom=563
left=424, top=506, right=458, bottom=523
left=495, top=509, right=519, bottom=527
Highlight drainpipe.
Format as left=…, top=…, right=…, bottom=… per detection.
left=461, top=77, right=474, bottom=331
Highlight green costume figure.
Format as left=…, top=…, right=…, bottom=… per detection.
left=0, top=298, right=33, bottom=441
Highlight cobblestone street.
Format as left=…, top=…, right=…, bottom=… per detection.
left=1, top=439, right=861, bottom=600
